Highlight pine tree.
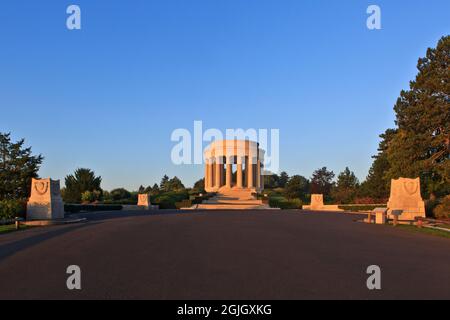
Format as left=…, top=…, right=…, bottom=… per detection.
left=278, top=172, right=289, bottom=188
left=359, top=129, right=396, bottom=201
left=0, top=132, right=43, bottom=200
left=64, top=168, right=102, bottom=203
left=386, top=36, right=449, bottom=198
left=332, top=167, right=359, bottom=204
left=284, top=175, right=309, bottom=200
left=160, top=175, right=170, bottom=191
left=310, top=167, right=335, bottom=198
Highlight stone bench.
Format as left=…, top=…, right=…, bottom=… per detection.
left=365, top=207, right=388, bottom=224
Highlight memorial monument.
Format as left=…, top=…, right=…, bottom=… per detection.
left=27, top=178, right=64, bottom=220
left=310, top=194, right=324, bottom=210
left=303, top=194, right=342, bottom=211
left=137, top=193, right=152, bottom=208
left=387, top=177, right=426, bottom=221
left=204, top=140, right=264, bottom=193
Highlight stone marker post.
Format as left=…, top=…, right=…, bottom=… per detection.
left=27, top=178, right=65, bottom=220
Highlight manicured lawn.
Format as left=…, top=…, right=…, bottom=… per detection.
left=397, top=224, right=450, bottom=239
left=0, top=224, right=31, bottom=234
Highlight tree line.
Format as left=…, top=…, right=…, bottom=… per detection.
left=0, top=36, right=448, bottom=217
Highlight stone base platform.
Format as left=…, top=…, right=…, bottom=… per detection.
left=190, top=188, right=271, bottom=210
left=303, top=205, right=344, bottom=212
left=21, top=218, right=87, bottom=227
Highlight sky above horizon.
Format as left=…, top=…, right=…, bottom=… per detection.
left=1, top=0, right=449, bottom=191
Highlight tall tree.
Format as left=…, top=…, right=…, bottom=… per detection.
left=332, top=167, right=359, bottom=204
left=64, top=168, right=102, bottom=203
left=110, top=188, right=131, bottom=201
left=160, top=175, right=170, bottom=192
left=193, top=178, right=205, bottom=193
left=264, top=174, right=280, bottom=189
left=310, top=167, right=335, bottom=197
left=284, top=175, right=309, bottom=200
left=278, top=172, right=290, bottom=188
left=149, top=183, right=160, bottom=195
left=386, top=36, right=449, bottom=198
left=0, top=132, right=43, bottom=200
left=168, top=176, right=185, bottom=191
left=359, top=129, right=395, bottom=201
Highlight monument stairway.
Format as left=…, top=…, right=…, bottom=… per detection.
left=194, top=188, right=270, bottom=210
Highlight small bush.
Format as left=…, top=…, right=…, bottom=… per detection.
left=338, top=204, right=387, bottom=212
left=64, top=204, right=123, bottom=213
left=0, top=199, right=26, bottom=220
left=269, top=196, right=302, bottom=210
left=353, top=197, right=388, bottom=205
left=81, top=190, right=102, bottom=203
left=153, top=191, right=190, bottom=209
left=433, top=196, right=450, bottom=220
left=102, top=199, right=137, bottom=205
left=175, top=200, right=192, bottom=209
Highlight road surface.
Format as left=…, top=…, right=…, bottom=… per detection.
left=0, top=210, right=449, bottom=299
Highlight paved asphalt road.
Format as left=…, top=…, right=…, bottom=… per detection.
left=0, top=210, right=449, bottom=299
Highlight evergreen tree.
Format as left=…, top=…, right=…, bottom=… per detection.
left=310, top=167, right=335, bottom=197
left=110, top=188, right=131, bottom=201
left=160, top=175, right=170, bottom=192
left=193, top=178, right=205, bottom=193
left=386, top=36, right=449, bottom=198
left=332, top=167, right=359, bottom=204
left=278, top=171, right=289, bottom=188
left=64, top=168, right=102, bottom=203
left=359, top=129, right=395, bottom=201
left=0, top=132, right=43, bottom=200
left=150, top=183, right=160, bottom=195
left=264, top=174, right=279, bottom=189
left=168, top=176, right=185, bottom=191
left=284, top=175, right=309, bottom=200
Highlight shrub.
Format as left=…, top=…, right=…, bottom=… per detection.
left=338, top=204, right=386, bottom=212
left=433, top=196, right=450, bottom=220
left=269, top=196, right=302, bottom=210
left=81, top=190, right=102, bottom=203
left=110, top=188, right=132, bottom=201
left=175, top=200, right=192, bottom=209
left=153, top=191, right=190, bottom=209
left=64, top=204, right=123, bottom=213
left=354, top=197, right=388, bottom=204
left=0, top=199, right=26, bottom=220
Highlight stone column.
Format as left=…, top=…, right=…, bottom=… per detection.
left=215, top=158, right=221, bottom=189
left=226, top=157, right=232, bottom=189
left=247, top=157, right=254, bottom=188
left=260, top=163, right=264, bottom=190
left=244, top=156, right=249, bottom=187
left=237, top=157, right=243, bottom=188
left=256, top=159, right=261, bottom=191
left=205, top=162, right=209, bottom=189
left=208, top=160, right=214, bottom=189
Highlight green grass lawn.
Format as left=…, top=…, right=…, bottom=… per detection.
left=0, top=224, right=31, bottom=235
left=397, top=224, right=450, bottom=239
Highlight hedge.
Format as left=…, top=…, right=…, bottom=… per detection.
left=175, top=200, right=192, bottom=209
left=338, top=204, right=387, bottom=212
left=269, top=197, right=302, bottom=210
left=153, top=191, right=190, bottom=209
left=0, top=199, right=26, bottom=220
left=64, top=204, right=123, bottom=213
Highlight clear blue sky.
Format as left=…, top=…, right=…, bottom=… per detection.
left=0, top=0, right=448, bottom=191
